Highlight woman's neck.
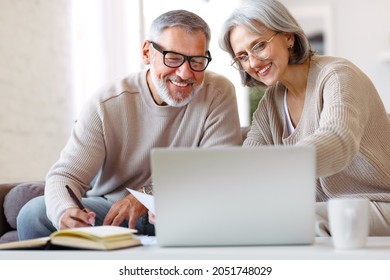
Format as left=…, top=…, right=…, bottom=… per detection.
left=281, top=58, right=311, bottom=99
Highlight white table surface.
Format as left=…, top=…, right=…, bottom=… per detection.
left=0, top=237, right=390, bottom=260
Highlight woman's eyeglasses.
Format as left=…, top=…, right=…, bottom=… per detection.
left=231, top=32, right=279, bottom=71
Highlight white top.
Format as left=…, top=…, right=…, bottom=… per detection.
left=283, top=88, right=295, bottom=136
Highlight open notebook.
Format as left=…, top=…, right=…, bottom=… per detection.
left=150, top=146, right=316, bottom=247
left=0, top=225, right=141, bottom=250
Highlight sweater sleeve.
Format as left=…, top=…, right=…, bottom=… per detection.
left=45, top=95, right=106, bottom=228
left=244, top=86, right=285, bottom=146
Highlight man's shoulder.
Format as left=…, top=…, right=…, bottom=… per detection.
left=204, top=70, right=232, bottom=83
left=94, top=71, right=146, bottom=103
left=203, top=70, right=235, bottom=93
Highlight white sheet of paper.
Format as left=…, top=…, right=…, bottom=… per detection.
left=127, top=188, right=155, bottom=214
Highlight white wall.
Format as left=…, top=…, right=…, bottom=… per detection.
left=0, top=0, right=141, bottom=182
left=0, top=0, right=74, bottom=182
left=283, top=0, right=390, bottom=112
left=1, top=0, right=389, bottom=182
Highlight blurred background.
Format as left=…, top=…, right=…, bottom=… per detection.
left=1, top=0, right=390, bottom=182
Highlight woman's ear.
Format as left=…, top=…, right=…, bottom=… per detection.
left=285, top=33, right=295, bottom=49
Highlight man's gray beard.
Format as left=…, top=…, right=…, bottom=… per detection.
left=149, top=67, right=202, bottom=107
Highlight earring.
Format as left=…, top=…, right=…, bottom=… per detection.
left=289, top=44, right=293, bottom=49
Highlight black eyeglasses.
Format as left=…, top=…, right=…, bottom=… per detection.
left=149, top=41, right=212, bottom=72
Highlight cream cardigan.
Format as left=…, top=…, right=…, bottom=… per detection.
left=244, top=55, right=390, bottom=202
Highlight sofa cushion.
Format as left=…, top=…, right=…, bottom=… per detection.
left=3, top=182, right=45, bottom=229
left=0, top=230, right=18, bottom=243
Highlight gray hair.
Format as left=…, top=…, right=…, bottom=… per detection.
left=148, top=9, right=211, bottom=50
left=219, top=0, right=314, bottom=87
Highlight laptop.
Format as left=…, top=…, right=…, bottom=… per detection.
left=150, top=146, right=316, bottom=247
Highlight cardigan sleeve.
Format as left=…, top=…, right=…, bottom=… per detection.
left=296, top=60, right=373, bottom=177
left=244, top=85, right=286, bottom=146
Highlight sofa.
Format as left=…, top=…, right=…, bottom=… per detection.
left=0, top=181, right=45, bottom=243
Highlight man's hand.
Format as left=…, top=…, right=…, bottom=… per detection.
left=103, top=193, right=147, bottom=229
left=59, top=208, right=96, bottom=230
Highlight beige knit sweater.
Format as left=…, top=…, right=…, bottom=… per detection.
left=244, top=55, right=390, bottom=202
left=45, top=70, right=243, bottom=227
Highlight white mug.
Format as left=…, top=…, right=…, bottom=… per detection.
left=328, top=198, right=370, bottom=249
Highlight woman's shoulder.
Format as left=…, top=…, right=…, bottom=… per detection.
left=309, top=55, right=368, bottom=81
left=310, top=55, right=358, bottom=70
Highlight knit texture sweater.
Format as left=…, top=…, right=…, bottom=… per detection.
left=244, top=55, right=390, bottom=202
left=45, top=70, right=243, bottom=226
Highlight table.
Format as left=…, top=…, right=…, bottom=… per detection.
left=0, top=237, right=390, bottom=260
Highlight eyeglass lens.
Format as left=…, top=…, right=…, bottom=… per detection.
left=150, top=41, right=210, bottom=72
left=231, top=33, right=277, bottom=71
left=164, top=52, right=209, bottom=71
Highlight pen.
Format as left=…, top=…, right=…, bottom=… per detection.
left=65, top=185, right=88, bottom=213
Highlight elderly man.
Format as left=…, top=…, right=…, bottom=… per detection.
left=17, top=9, right=242, bottom=240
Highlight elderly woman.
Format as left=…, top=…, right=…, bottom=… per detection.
left=219, top=0, right=390, bottom=236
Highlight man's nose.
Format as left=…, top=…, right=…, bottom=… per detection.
left=175, top=60, right=193, bottom=80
